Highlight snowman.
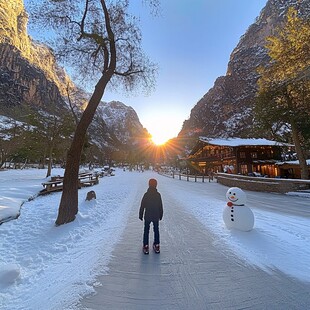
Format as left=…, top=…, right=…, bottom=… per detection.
left=223, top=187, right=254, bottom=231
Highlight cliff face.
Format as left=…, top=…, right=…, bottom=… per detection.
left=0, top=0, right=149, bottom=150
left=0, top=0, right=30, bottom=56
left=0, top=0, right=72, bottom=99
left=0, top=0, right=71, bottom=114
left=178, top=0, right=310, bottom=141
left=0, top=43, right=66, bottom=112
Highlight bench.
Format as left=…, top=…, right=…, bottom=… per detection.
left=39, top=172, right=99, bottom=195
left=51, top=175, right=64, bottom=182
left=40, top=180, right=63, bottom=194
left=78, top=173, right=99, bottom=188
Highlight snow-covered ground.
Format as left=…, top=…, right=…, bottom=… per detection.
left=0, top=169, right=45, bottom=223
left=0, top=168, right=309, bottom=310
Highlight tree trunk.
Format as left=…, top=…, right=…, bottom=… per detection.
left=46, top=147, right=53, bottom=178
left=55, top=75, right=110, bottom=225
left=46, top=160, right=52, bottom=178
left=291, top=122, right=309, bottom=179
left=0, top=150, right=5, bottom=168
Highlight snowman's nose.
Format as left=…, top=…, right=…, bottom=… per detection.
left=230, top=195, right=235, bottom=199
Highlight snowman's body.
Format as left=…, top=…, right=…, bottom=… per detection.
left=223, top=187, right=254, bottom=231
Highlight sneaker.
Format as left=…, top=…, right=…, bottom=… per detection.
left=143, top=245, right=149, bottom=255
left=153, top=244, right=160, bottom=254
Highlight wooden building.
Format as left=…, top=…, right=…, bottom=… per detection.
left=188, top=137, right=292, bottom=177
left=275, top=160, right=310, bottom=179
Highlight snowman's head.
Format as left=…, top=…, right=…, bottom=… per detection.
left=226, top=187, right=246, bottom=206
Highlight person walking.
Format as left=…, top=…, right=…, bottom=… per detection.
left=139, top=178, right=163, bottom=254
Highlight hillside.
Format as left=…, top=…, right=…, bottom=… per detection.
left=178, top=0, right=310, bottom=147
left=0, top=0, right=149, bottom=163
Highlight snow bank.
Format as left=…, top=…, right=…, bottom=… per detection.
left=0, top=169, right=52, bottom=224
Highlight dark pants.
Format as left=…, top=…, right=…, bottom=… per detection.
left=143, top=220, right=160, bottom=246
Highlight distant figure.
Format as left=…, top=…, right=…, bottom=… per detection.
left=139, top=179, right=163, bottom=254
left=208, top=169, right=214, bottom=182
left=86, top=190, right=96, bottom=201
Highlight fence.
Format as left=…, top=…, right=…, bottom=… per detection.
left=158, top=171, right=215, bottom=183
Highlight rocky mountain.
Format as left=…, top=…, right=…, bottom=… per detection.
left=0, top=0, right=149, bottom=157
left=96, top=101, right=148, bottom=144
left=89, top=100, right=150, bottom=158
left=0, top=0, right=72, bottom=112
left=178, top=0, right=310, bottom=145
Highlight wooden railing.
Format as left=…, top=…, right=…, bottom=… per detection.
left=158, top=171, right=215, bottom=182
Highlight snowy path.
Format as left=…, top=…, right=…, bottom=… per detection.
left=79, top=174, right=310, bottom=310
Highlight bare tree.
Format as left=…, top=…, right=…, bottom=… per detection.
left=28, top=0, right=158, bottom=225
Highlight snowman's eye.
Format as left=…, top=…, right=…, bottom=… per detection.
left=229, top=191, right=232, bottom=194
left=233, top=193, right=236, bottom=195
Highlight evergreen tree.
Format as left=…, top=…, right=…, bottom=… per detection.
left=256, top=7, right=310, bottom=179
left=24, top=108, right=75, bottom=177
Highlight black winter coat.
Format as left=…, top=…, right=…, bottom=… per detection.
left=139, top=187, right=163, bottom=221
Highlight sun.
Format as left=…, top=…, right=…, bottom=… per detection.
left=148, top=120, right=178, bottom=146
left=151, top=135, right=169, bottom=146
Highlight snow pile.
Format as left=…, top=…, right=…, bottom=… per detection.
left=0, top=264, right=21, bottom=289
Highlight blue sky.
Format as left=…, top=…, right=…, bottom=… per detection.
left=105, top=0, right=268, bottom=143
left=25, top=0, right=268, bottom=144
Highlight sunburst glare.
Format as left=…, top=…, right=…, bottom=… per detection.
left=151, top=135, right=169, bottom=146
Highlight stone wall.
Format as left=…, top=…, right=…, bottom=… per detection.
left=216, top=173, right=310, bottom=193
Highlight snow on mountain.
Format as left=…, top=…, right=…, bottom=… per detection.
left=178, top=0, right=310, bottom=143
left=95, top=101, right=147, bottom=144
